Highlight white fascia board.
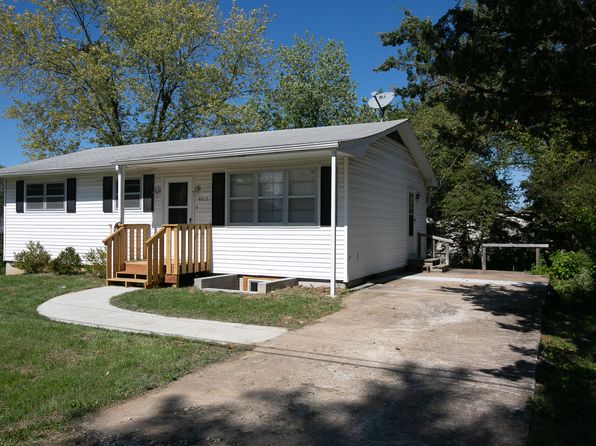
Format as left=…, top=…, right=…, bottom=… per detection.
left=114, top=141, right=340, bottom=166
left=0, top=165, right=114, bottom=178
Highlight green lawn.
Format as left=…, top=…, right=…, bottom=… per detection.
left=528, top=296, right=596, bottom=445
left=0, top=275, right=242, bottom=445
left=112, top=286, right=343, bottom=329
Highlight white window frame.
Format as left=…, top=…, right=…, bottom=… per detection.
left=225, top=166, right=319, bottom=226
left=113, top=177, right=142, bottom=211
left=228, top=172, right=255, bottom=224
left=287, top=168, right=318, bottom=225
left=25, top=181, right=66, bottom=212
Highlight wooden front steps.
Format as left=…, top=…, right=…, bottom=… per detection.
left=407, top=257, right=451, bottom=273
left=107, top=260, right=152, bottom=288
left=104, top=223, right=213, bottom=289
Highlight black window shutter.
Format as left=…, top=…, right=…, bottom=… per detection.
left=212, top=172, right=226, bottom=226
left=66, top=178, right=76, bottom=213
left=143, top=174, right=154, bottom=212
left=320, top=166, right=331, bottom=226
left=103, top=176, right=113, bottom=213
left=16, top=180, right=24, bottom=213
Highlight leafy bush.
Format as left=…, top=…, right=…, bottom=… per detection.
left=530, top=262, right=550, bottom=276
left=547, top=250, right=594, bottom=303
left=13, top=241, right=51, bottom=274
left=50, top=247, right=82, bottom=275
left=83, top=247, right=106, bottom=279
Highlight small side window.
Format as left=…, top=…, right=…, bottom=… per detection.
left=25, top=183, right=65, bottom=211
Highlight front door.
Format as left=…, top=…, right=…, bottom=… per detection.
left=167, top=180, right=192, bottom=224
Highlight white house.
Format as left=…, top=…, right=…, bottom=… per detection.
left=0, top=120, right=437, bottom=293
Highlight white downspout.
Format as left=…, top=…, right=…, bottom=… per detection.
left=330, top=150, right=337, bottom=296
left=116, top=165, right=125, bottom=224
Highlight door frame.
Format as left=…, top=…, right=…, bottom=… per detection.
left=164, top=177, right=194, bottom=224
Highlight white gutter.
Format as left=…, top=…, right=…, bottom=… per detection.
left=114, top=141, right=341, bottom=166
left=330, top=150, right=337, bottom=296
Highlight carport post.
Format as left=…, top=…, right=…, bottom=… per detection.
left=536, top=248, right=541, bottom=267
left=481, top=245, right=487, bottom=270
left=116, top=164, right=125, bottom=224
left=330, top=150, right=337, bottom=297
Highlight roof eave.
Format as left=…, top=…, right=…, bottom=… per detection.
left=114, top=141, right=341, bottom=166
left=0, top=164, right=115, bottom=178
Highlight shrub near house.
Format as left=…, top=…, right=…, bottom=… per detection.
left=13, top=241, right=106, bottom=277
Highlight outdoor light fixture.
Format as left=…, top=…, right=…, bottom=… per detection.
left=415, top=192, right=420, bottom=201
left=154, top=185, right=162, bottom=194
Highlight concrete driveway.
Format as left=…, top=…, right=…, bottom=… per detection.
left=80, top=271, right=546, bottom=446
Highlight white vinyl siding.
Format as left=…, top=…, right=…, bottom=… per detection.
left=3, top=174, right=153, bottom=261
left=3, top=154, right=351, bottom=282
left=347, top=136, right=428, bottom=281
left=212, top=226, right=346, bottom=281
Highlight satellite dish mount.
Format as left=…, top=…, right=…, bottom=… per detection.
left=367, top=90, right=395, bottom=122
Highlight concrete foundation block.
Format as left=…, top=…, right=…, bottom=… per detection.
left=194, top=274, right=240, bottom=291
left=257, top=277, right=298, bottom=294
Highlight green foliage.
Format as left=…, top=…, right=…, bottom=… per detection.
left=13, top=241, right=51, bottom=274
left=538, top=250, right=595, bottom=303
left=377, top=0, right=596, bottom=253
left=549, top=251, right=594, bottom=302
left=385, top=103, right=514, bottom=265
left=549, top=251, right=593, bottom=281
left=528, top=294, right=596, bottom=445
left=265, top=33, right=358, bottom=129
left=49, top=247, right=82, bottom=275
left=83, top=247, right=106, bottom=278
left=0, top=0, right=271, bottom=159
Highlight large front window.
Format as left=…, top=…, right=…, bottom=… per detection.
left=228, top=168, right=317, bottom=225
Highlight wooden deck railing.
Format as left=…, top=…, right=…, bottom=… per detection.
left=162, top=224, right=212, bottom=276
left=103, top=223, right=212, bottom=287
left=417, top=232, right=454, bottom=266
left=481, top=243, right=549, bottom=270
left=145, top=226, right=166, bottom=287
left=103, top=224, right=151, bottom=280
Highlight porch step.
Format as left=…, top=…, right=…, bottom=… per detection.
left=106, top=277, right=150, bottom=288
left=122, top=260, right=148, bottom=275
left=430, top=263, right=450, bottom=272
left=116, top=271, right=148, bottom=280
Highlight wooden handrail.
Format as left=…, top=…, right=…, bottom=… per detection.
left=145, top=227, right=166, bottom=287
left=103, top=224, right=151, bottom=282
left=417, top=232, right=453, bottom=266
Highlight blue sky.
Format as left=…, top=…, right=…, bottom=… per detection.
left=0, top=1, right=453, bottom=167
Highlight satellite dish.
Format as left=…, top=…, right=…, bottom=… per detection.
left=367, top=90, right=395, bottom=121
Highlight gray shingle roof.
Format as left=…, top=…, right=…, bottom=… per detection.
left=0, top=120, right=407, bottom=176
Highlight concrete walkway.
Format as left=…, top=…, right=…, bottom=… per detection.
left=37, top=286, right=287, bottom=344
left=77, top=271, right=546, bottom=446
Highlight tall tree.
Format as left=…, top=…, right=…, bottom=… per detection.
left=377, top=0, right=596, bottom=251
left=265, top=34, right=358, bottom=129
left=0, top=0, right=271, bottom=159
